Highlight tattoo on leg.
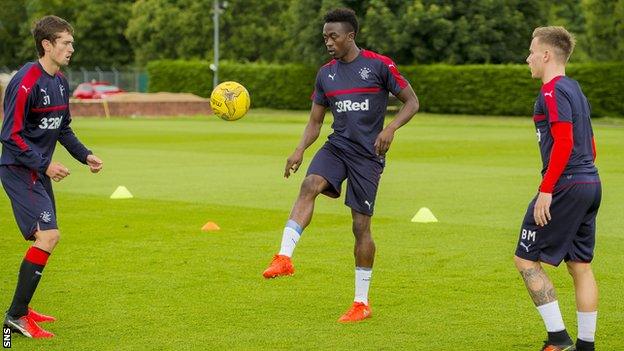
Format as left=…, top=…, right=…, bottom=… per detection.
left=520, top=267, right=557, bottom=306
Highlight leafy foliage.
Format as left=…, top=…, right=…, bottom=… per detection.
left=2, top=1, right=623, bottom=68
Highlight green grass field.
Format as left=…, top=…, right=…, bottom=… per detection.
left=1, top=110, right=622, bottom=350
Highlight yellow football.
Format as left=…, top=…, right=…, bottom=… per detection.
left=209, top=81, right=250, bottom=121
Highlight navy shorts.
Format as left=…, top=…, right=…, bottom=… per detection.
left=0, top=165, right=58, bottom=240
left=515, top=177, right=601, bottom=266
left=306, top=142, right=383, bottom=216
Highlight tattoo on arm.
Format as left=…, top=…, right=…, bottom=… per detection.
left=520, top=267, right=557, bottom=306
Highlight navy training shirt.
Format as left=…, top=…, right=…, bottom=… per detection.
left=533, top=75, right=597, bottom=176
left=312, top=49, right=409, bottom=160
left=1, top=61, right=91, bottom=174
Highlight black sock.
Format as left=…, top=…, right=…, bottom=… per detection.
left=576, top=339, right=595, bottom=351
left=7, top=247, right=50, bottom=318
left=548, top=329, right=572, bottom=345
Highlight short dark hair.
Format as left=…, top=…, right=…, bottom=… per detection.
left=324, top=8, right=358, bottom=35
left=32, top=15, right=74, bottom=57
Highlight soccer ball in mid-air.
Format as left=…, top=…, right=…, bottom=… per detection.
left=209, top=81, right=250, bottom=121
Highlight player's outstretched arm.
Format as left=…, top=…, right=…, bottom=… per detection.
left=374, top=85, right=419, bottom=156
left=284, top=103, right=326, bottom=178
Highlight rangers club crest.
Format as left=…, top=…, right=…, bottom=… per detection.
left=359, top=67, right=371, bottom=80
left=40, top=211, right=52, bottom=223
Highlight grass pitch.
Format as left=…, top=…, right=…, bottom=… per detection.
left=1, top=110, right=622, bottom=350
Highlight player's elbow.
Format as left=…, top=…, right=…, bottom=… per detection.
left=410, top=97, right=420, bottom=114
left=403, top=96, right=419, bottom=116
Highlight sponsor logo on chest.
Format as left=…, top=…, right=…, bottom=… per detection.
left=335, top=99, right=370, bottom=113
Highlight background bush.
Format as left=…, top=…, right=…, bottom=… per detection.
left=148, top=60, right=624, bottom=117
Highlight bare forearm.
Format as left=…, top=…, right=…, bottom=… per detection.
left=296, top=120, right=323, bottom=151
left=385, top=97, right=419, bottom=132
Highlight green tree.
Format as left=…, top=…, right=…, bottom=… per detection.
left=126, top=0, right=213, bottom=65
left=218, top=0, right=293, bottom=63
left=547, top=0, right=590, bottom=62
left=1, top=0, right=134, bottom=69
left=13, top=0, right=80, bottom=66
left=582, top=0, right=624, bottom=61
left=279, top=0, right=348, bottom=65
left=71, top=0, right=134, bottom=68
left=280, top=0, right=547, bottom=65
left=361, top=0, right=401, bottom=56
left=0, top=0, right=28, bottom=69
left=398, top=1, right=455, bottom=63
left=408, top=0, right=546, bottom=64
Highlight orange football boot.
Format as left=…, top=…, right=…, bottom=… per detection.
left=541, top=343, right=576, bottom=351
left=27, top=307, right=56, bottom=323
left=262, top=254, right=294, bottom=278
left=3, top=315, right=54, bottom=338
left=338, top=302, right=372, bottom=323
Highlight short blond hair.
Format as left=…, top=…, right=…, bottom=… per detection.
left=533, top=26, right=576, bottom=63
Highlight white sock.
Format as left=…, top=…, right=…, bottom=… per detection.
left=354, top=267, right=372, bottom=304
left=577, top=311, right=597, bottom=342
left=537, top=301, right=566, bottom=332
left=278, top=221, right=301, bottom=257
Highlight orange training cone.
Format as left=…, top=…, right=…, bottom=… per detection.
left=201, top=222, right=221, bottom=231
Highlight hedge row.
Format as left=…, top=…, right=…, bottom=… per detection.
left=147, top=60, right=624, bottom=117
left=147, top=60, right=317, bottom=110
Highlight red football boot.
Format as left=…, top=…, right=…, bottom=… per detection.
left=338, top=302, right=372, bottom=323
left=27, top=307, right=56, bottom=323
left=262, top=254, right=294, bottom=278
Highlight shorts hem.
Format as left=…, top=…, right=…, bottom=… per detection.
left=22, top=220, right=58, bottom=241
left=345, top=200, right=373, bottom=217
left=514, top=251, right=561, bottom=267
left=564, top=258, right=594, bottom=264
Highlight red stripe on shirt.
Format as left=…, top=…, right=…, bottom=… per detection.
left=539, top=121, right=574, bottom=193
left=533, top=114, right=546, bottom=122
left=31, top=105, right=68, bottom=113
left=322, top=59, right=337, bottom=67
left=325, top=87, right=381, bottom=97
left=542, top=76, right=563, bottom=123
left=361, top=49, right=408, bottom=89
left=11, top=65, right=42, bottom=151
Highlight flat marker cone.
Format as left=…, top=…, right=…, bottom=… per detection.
left=201, top=221, right=221, bottom=231
left=411, top=207, right=438, bottom=223
left=110, top=186, right=133, bottom=199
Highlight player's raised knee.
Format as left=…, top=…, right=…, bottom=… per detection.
left=300, top=175, right=327, bottom=196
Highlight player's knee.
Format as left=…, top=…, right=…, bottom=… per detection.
left=353, top=226, right=373, bottom=243
left=34, top=229, right=61, bottom=252
left=514, top=255, right=538, bottom=271
left=300, top=175, right=324, bottom=197
left=352, top=224, right=370, bottom=238
left=566, top=261, right=592, bottom=277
